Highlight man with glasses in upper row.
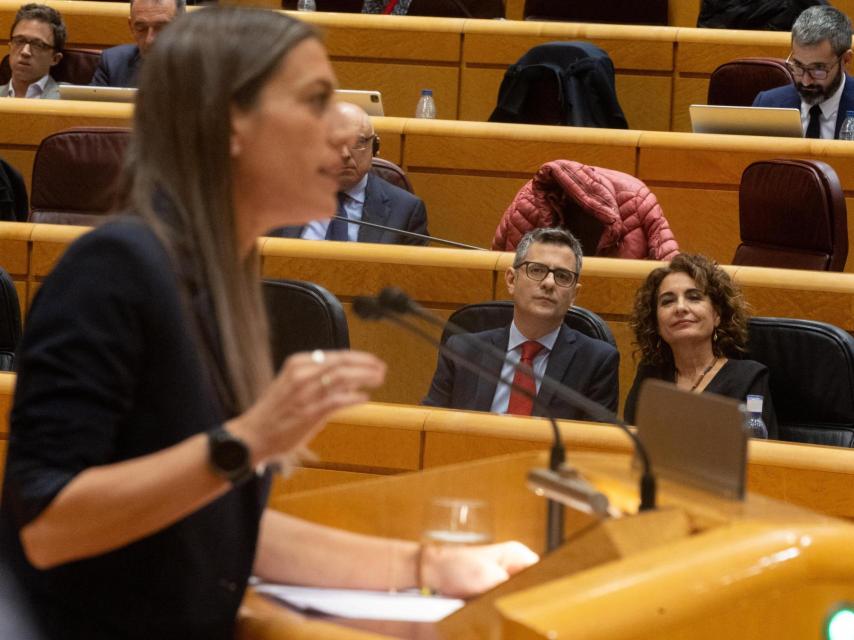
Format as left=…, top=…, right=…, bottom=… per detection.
left=423, top=227, right=619, bottom=420
left=270, top=101, right=429, bottom=244
left=1, top=4, right=65, bottom=99
left=753, top=5, right=854, bottom=139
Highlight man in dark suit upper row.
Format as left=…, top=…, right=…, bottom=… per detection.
left=422, top=227, right=619, bottom=420
left=753, top=5, right=854, bottom=139
left=90, top=0, right=184, bottom=88
left=268, top=102, right=429, bottom=245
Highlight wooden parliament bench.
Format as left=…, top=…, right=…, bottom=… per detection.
left=4, top=221, right=854, bottom=408
left=4, top=100, right=854, bottom=275
left=0, top=0, right=820, bottom=131
left=2, top=371, right=853, bottom=527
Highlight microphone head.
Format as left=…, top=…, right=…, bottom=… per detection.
left=377, top=287, right=413, bottom=314
left=352, top=296, right=385, bottom=320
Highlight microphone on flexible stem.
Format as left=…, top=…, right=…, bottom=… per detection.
left=368, top=287, right=658, bottom=514
left=331, top=216, right=486, bottom=251
left=353, top=296, right=611, bottom=553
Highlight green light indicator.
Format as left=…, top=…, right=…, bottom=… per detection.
left=827, top=608, right=854, bottom=640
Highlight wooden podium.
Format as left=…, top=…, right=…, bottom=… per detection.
left=237, top=449, right=854, bottom=639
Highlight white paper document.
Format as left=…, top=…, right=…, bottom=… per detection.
left=253, top=583, right=464, bottom=622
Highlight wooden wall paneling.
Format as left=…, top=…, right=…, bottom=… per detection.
left=636, top=132, right=848, bottom=268
left=333, top=60, right=460, bottom=120
left=668, top=0, right=701, bottom=27
left=652, top=186, right=740, bottom=259
left=260, top=239, right=501, bottom=403
left=730, top=265, right=854, bottom=332
left=401, top=120, right=641, bottom=247
left=670, top=74, right=709, bottom=132
left=371, top=117, right=405, bottom=165
left=304, top=13, right=463, bottom=118
left=505, top=0, right=525, bottom=20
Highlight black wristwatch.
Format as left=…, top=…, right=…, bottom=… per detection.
left=207, top=427, right=254, bottom=486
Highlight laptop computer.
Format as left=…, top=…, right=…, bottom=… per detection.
left=334, top=89, right=384, bottom=117
left=59, top=84, right=137, bottom=103
left=689, top=104, right=804, bottom=138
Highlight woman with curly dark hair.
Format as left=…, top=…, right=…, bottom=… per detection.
left=623, top=254, right=777, bottom=437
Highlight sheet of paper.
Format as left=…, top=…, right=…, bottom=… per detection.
left=253, top=583, right=464, bottom=622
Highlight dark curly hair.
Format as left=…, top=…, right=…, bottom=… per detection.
left=630, top=254, right=749, bottom=366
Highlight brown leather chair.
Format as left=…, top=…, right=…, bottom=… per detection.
left=370, top=157, right=414, bottom=193
left=30, top=127, right=131, bottom=225
left=0, top=48, right=102, bottom=86
left=524, top=0, right=667, bottom=24
left=733, top=159, right=848, bottom=271
left=707, top=58, right=794, bottom=106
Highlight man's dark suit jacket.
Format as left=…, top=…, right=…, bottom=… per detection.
left=89, top=45, right=142, bottom=88
left=752, top=76, right=854, bottom=138
left=422, top=324, right=620, bottom=420
left=268, top=174, right=429, bottom=245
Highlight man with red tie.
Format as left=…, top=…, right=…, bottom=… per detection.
left=423, top=227, right=619, bottom=420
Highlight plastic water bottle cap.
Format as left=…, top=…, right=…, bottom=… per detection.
left=746, top=395, right=763, bottom=412
left=421, top=89, right=433, bottom=96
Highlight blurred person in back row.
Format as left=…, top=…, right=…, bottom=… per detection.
left=0, top=4, right=65, bottom=99
left=1, top=8, right=537, bottom=640
left=90, top=0, right=184, bottom=87
left=269, top=101, right=429, bottom=244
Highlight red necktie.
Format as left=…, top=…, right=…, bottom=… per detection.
left=382, top=0, right=400, bottom=13
left=506, top=340, right=544, bottom=416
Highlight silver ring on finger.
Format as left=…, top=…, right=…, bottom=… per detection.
left=311, top=349, right=326, bottom=365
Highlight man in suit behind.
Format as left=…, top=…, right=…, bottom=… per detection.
left=89, top=0, right=184, bottom=88
left=0, top=4, right=65, bottom=100
left=423, top=227, right=619, bottom=420
left=752, top=5, right=854, bottom=139
left=268, top=102, right=429, bottom=245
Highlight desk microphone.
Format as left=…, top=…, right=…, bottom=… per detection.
left=331, top=216, right=486, bottom=251
left=358, top=288, right=658, bottom=532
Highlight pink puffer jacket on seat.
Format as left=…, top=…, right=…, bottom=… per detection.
left=492, top=159, right=680, bottom=260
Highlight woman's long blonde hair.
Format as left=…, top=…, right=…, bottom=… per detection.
left=122, top=8, right=317, bottom=411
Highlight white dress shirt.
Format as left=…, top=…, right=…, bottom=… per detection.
left=5, top=74, right=51, bottom=98
left=800, top=74, right=847, bottom=139
left=301, top=174, right=368, bottom=242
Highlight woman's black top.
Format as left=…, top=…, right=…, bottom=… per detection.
left=0, top=219, right=271, bottom=640
left=623, top=359, right=779, bottom=439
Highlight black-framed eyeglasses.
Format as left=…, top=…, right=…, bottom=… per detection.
left=349, top=134, right=376, bottom=152
left=785, top=53, right=842, bottom=80
left=10, top=35, right=56, bottom=53
left=516, top=261, right=578, bottom=287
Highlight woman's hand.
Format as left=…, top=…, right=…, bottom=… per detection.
left=421, top=541, right=539, bottom=598
left=228, top=349, right=386, bottom=464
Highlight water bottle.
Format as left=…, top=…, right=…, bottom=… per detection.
left=743, top=395, right=768, bottom=439
left=415, top=89, right=437, bottom=119
left=840, top=111, right=854, bottom=140
left=297, top=0, right=316, bottom=11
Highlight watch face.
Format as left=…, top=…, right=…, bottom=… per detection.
left=215, top=439, right=248, bottom=472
